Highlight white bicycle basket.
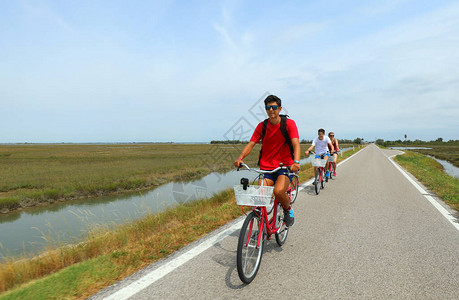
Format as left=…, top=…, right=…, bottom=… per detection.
left=234, top=185, right=274, bottom=207
left=312, top=158, right=327, bottom=167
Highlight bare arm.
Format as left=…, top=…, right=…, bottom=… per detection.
left=335, top=139, right=340, bottom=152
left=233, top=141, right=256, bottom=167
left=305, top=144, right=314, bottom=155
left=290, top=138, right=301, bottom=172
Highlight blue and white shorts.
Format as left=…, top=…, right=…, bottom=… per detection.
left=315, top=153, right=330, bottom=159
left=263, top=168, right=294, bottom=183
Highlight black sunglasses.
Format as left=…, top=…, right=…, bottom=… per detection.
left=265, top=105, right=279, bottom=111
left=329, top=135, right=334, bottom=137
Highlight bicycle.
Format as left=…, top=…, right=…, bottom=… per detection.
left=328, top=151, right=338, bottom=180
left=310, top=151, right=328, bottom=195
left=234, top=163, right=299, bottom=284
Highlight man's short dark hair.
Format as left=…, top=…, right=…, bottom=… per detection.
left=318, top=128, right=325, bottom=134
left=264, top=95, right=281, bottom=106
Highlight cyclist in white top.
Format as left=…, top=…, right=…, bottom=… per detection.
left=305, top=128, right=334, bottom=180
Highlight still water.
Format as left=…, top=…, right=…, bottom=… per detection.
left=427, top=156, right=459, bottom=179
left=0, top=148, right=352, bottom=259
left=0, top=169, right=251, bottom=259
left=389, top=147, right=432, bottom=150
left=389, top=147, right=459, bottom=179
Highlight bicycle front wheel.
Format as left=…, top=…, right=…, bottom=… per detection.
left=289, top=175, right=299, bottom=204
left=266, top=194, right=275, bottom=215
left=237, top=211, right=264, bottom=284
left=275, top=203, right=289, bottom=246
left=321, top=168, right=326, bottom=189
left=314, top=169, right=320, bottom=195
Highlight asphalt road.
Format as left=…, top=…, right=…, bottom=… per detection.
left=91, top=144, right=459, bottom=299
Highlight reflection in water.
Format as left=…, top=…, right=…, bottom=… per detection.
left=389, top=147, right=432, bottom=150
left=0, top=169, right=252, bottom=259
left=427, top=155, right=459, bottom=179
left=0, top=147, right=354, bottom=259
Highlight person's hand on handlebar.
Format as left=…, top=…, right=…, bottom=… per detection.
left=234, top=157, right=244, bottom=168
left=305, top=150, right=310, bottom=156
left=290, top=162, right=300, bottom=172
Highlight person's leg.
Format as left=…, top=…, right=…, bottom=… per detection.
left=273, top=175, right=290, bottom=210
left=274, top=174, right=294, bottom=226
left=324, top=155, right=330, bottom=177
left=333, top=153, right=338, bottom=175
left=258, top=177, right=274, bottom=186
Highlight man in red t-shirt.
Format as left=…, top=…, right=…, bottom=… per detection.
left=233, top=95, right=301, bottom=226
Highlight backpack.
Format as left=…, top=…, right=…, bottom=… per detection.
left=258, top=114, right=294, bottom=166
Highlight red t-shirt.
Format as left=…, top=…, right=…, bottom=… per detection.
left=250, top=118, right=299, bottom=170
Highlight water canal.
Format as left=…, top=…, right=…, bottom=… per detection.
left=0, top=148, right=353, bottom=259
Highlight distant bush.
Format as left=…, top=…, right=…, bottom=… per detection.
left=375, top=138, right=459, bottom=147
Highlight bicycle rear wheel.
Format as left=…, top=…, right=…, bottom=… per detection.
left=289, top=175, right=299, bottom=204
left=237, top=211, right=264, bottom=284
left=275, top=203, right=289, bottom=246
left=314, top=169, right=320, bottom=195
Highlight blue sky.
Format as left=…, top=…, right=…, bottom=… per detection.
left=1, top=0, right=458, bottom=143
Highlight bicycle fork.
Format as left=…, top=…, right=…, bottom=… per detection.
left=246, top=214, right=265, bottom=249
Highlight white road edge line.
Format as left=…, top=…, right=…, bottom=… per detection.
left=103, top=146, right=366, bottom=299
left=103, top=221, right=244, bottom=300
left=382, top=148, right=459, bottom=231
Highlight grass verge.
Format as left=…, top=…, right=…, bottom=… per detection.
left=0, top=147, right=362, bottom=299
left=394, top=151, right=459, bottom=211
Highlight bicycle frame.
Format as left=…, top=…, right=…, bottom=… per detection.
left=328, top=151, right=338, bottom=173
left=235, top=163, right=298, bottom=283
left=309, top=151, right=328, bottom=192
left=237, top=164, right=297, bottom=247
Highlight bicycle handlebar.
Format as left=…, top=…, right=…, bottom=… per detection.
left=308, top=151, right=327, bottom=155
left=237, top=163, right=297, bottom=175
left=307, top=150, right=338, bottom=156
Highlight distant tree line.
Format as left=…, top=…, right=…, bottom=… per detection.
left=375, top=138, right=459, bottom=147
left=211, top=138, right=367, bottom=145
left=210, top=140, right=248, bottom=144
